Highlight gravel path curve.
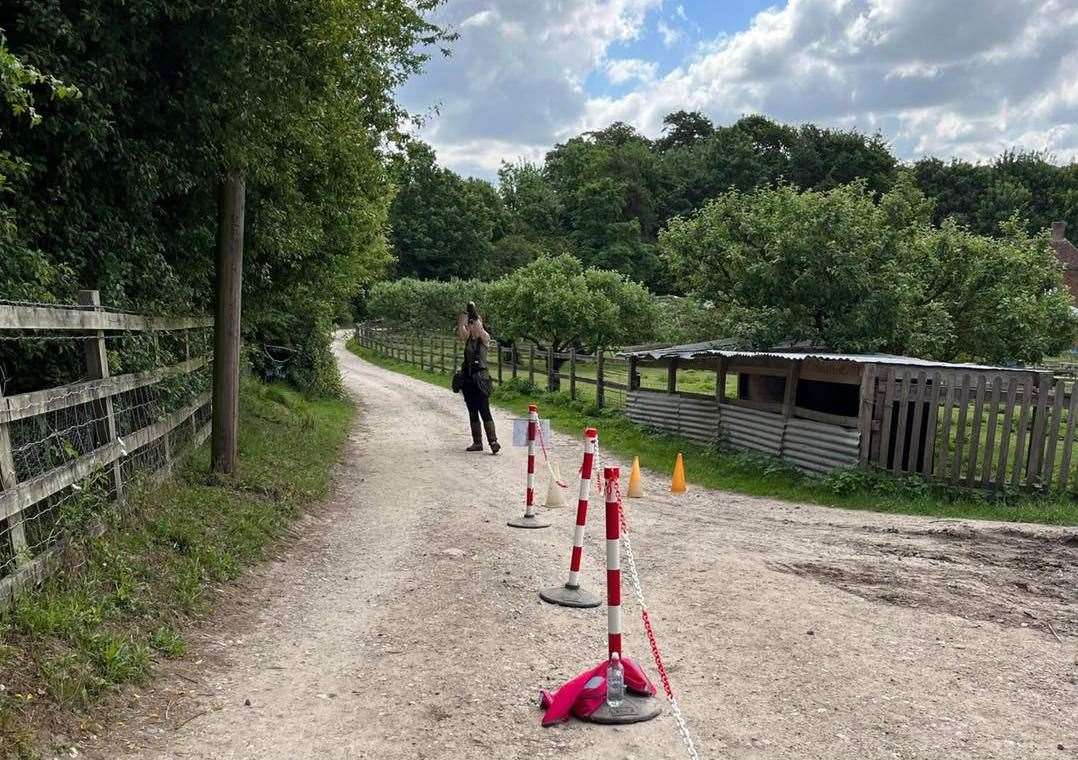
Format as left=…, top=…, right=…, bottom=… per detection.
left=82, top=332, right=1077, bottom=760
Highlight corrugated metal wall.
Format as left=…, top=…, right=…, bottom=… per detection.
left=781, top=417, right=861, bottom=474
left=626, top=390, right=719, bottom=445
left=626, top=389, right=862, bottom=474
left=718, top=405, right=784, bottom=457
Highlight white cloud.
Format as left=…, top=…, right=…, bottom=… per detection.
left=397, top=0, right=661, bottom=177
left=460, top=10, right=495, bottom=28
left=401, top=0, right=1078, bottom=179
left=605, top=58, right=659, bottom=85
left=657, top=19, right=683, bottom=46
left=581, top=0, right=1078, bottom=164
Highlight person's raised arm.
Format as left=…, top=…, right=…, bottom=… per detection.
left=470, top=318, right=491, bottom=348
left=455, top=312, right=469, bottom=342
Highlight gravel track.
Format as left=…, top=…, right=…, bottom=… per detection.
left=81, top=333, right=1078, bottom=759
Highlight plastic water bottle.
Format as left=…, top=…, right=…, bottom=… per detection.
left=606, top=652, right=625, bottom=708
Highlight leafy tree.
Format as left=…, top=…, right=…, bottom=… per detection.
left=0, top=1, right=448, bottom=394
left=367, top=277, right=488, bottom=333
left=368, top=255, right=659, bottom=389
left=655, top=110, right=715, bottom=152
left=498, top=161, right=562, bottom=237
left=389, top=140, right=504, bottom=280
left=659, top=176, right=1075, bottom=363
left=486, top=254, right=658, bottom=388
left=786, top=123, right=897, bottom=196
left=912, top=151, right=1078, bottom=238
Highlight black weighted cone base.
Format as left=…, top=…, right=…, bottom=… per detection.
left=507, top=513, right=550, bottom=529
left=582, top=693, right=662, bottom=725
left=539, top=584, right=601, bottom=608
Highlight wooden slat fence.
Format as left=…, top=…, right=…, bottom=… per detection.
left=0, top=292, right=213, bottom=607
left=867, top=368, right=1077, bottom=492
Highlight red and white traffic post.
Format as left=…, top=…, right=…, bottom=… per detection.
left=507, top=403, right=550, bottom=529
left=604, top=466, right=623, bottom=658
left=583, top=466, right=661, bottom=724
left=537, top=467, right=661, bottom=727
left=540, top=427, right=601, bottom=608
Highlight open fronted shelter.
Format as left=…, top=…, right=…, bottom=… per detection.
left=620, top=343, right=1072, bottom=491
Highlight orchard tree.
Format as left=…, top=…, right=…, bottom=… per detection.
left=659, top=176, right=1075, bottom=363
left=486, top=254, right=658, bottom=389
left=367, top=277, right=489, bottom=332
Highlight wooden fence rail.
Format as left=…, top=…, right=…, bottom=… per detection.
left=353, top=324, right=630, bottom=409
left=0, top=292, right=213, bottom=607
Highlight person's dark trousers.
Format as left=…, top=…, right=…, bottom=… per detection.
left=462, top=382, right=498, bottom=452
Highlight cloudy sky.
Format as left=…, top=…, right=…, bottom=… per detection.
left=397, top=0, right=1078, bottom=179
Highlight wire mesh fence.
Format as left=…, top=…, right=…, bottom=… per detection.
left=0, top=293, right=213, bottom=604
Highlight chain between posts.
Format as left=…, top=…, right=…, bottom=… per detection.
left=593, top=445, right=701, bottom=760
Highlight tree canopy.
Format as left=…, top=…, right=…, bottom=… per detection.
left=1, top=1, right=448, bottom=393
left=367, top=255, right=659, bottom=356
left=659, top=177, right=1076, bottom=364
left=385, top=113, right=1078, bottom=299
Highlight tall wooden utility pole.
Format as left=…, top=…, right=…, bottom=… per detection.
left=211, top=170, right=245, bottom=474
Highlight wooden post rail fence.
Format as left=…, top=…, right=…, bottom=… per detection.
left=0, top=292, right=214, bottom=608
left=352, top=323, right=631, bottom=411
left=353, top=324, right=1076, bottom=495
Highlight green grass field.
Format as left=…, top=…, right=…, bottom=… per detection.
left=0, top=380, right=354, bottom=758
left=349, top=338, right=1078, bottom=527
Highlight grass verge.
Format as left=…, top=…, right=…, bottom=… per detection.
left=347, top=338, right=1078, bottom=526
left=0, top=380, right=353, bottom=759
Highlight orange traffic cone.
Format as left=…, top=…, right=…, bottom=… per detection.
left=670, top=453, right=686, bottom=493
left=628, top=456, right=644, bottom=498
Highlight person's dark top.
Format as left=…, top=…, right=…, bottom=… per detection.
left=463, top=334, right=488, bottom=377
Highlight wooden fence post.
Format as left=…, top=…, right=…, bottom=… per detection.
left=569, top=349, right=576, bottom=400
left=528, top=345, right=535, bottom=387
left=211, top=170, right=245, bottom=475
left=628, top=356, right=640, bottom=391
left=185, top=330, right=198, bottom=439
left=0, top=389, right=28, bottom=567
left=497, top=341, right=503, bottom=384
left=856, top=366, right=877, bottom=467
left=440, top=336, right=446, bottom=373
left=78, top=290, right=124, bottom=496
left=596, top=349, right=605, bottom=409
left=1040, top=375, right=1066, bottom=487
left=511, top=342, right=518, bottom=380
left=716, top=358, right=728, bottom=404
left=783, top=360, right=801, bottom=420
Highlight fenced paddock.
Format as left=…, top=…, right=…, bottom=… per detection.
left=355, top=325, right=1076, bottom=495
left=352, top=324, right=634, bottom=409
left=0, top=292, right=213, bottom=607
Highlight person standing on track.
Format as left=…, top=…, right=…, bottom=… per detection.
left=455, top=301, right=500, bottom=454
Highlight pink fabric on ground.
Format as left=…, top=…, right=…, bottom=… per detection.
left=539, top=657, right=657, bottom=726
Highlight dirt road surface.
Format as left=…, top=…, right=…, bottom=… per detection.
left=82, top=333, right=1077, bottom=760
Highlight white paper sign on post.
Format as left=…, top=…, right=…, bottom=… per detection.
left=512, top=417, right=552, bottom=447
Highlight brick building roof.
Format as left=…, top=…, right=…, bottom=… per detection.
left=1051, top=221, right=1078, bottom=303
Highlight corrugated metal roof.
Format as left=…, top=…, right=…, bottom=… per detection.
left=619, top=343, right=1014, bottom=372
